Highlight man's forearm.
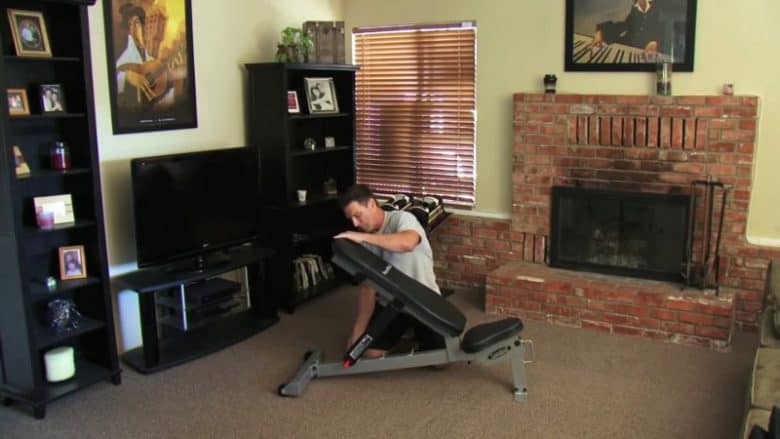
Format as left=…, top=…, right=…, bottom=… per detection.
left=335, top=230, right=420, bottom=252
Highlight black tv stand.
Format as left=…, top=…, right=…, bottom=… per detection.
left=114, top=245, right=277, bottom=373
left=163, top=251, right=233, bottom=274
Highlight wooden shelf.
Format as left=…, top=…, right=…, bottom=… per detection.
left=29, top=277, right=102, bottom=302
left=291, top=145, right=352, bottom=157
left=289, top=112, right=351, bottom=120
left=24, top=219, right=97, bottom=236
left=4, top=55, right=81, bottom=63
left=16, top=168, right=91, bottom=181
left=35, top=316, right=105, bottom=350
left=10, top=113, right=87, bottom=120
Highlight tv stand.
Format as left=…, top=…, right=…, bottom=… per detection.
left=115, top=245, right=277, bottom=373
left=163, top=251, right=233, bottom=274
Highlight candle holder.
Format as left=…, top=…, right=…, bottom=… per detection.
left=656, top=61, right=672, bottom=96
left=543, top=74, right=557, bottom=94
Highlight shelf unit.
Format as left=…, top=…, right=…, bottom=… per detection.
left=0, top=0, right=120, bottom=419
left=245, top=63, right=357, bottom=312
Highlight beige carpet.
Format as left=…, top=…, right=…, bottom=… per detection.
left=0, top=285, right=757, bottom=438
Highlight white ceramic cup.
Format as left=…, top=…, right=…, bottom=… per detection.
left=297, top=190, right=307, bottom=202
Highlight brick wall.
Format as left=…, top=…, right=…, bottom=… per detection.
left=433, top=93, right=780, bottom=334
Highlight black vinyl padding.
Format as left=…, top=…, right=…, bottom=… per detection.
left=332, top=239, right=466, bottom=337
left=461, top=318, right=523, bottom=354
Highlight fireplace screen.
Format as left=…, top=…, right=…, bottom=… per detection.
left=549, top=187, right=690, bottom=282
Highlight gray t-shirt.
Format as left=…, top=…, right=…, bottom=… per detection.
left=365, top=210, right=440, bottom=294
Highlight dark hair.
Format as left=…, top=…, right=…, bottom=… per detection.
left=120, top=3, right=145, bottom=27
left=338, top=184, right=374, bottom=210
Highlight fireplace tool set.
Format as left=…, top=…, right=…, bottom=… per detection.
left=684, top=176, right=732, bottom=292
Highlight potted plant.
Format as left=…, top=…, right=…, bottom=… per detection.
left=275, top=27, right=314, bottom=63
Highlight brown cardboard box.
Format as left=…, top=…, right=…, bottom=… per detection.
left=303, top=21, right=345, bottom=64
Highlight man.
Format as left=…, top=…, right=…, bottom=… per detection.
left=335, top=184, right=443, bottom=358
left=592, top=0, right=667, bottom=57
left=114, top=2, right=174, bottom=108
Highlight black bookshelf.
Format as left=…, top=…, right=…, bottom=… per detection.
left=245, top=63, right=357, bottom=312
left=0, top=0, right=120, bottom=419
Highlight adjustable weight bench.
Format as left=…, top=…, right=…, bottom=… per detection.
left=278, top=239, right=533, bottom=402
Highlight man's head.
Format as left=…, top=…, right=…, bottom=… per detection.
left=338, top=184, right=384, bottom=233
left=120, top=3, right=146, bottom=49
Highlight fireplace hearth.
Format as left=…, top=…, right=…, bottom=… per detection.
left=549, top=186, right=690, bottom=282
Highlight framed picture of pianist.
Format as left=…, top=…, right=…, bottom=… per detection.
left=564, top=0, right=697, bottom=72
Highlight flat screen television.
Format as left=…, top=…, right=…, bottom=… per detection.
left=130, top=147, right=259, bottom=270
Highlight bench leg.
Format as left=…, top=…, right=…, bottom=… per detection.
left=278, top=350, right=322, bottom=397
left=510, top=339, right=529, bottom=402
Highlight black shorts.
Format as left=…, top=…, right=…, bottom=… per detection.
left=368, top=305, right=445, bottom=351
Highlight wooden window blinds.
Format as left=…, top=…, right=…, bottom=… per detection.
left=353, top=22, right=476, bottom=207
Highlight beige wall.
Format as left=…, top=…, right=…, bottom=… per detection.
left=87, top=0, right=344, bottom=275
left=343, top=0, right=780, bottom=245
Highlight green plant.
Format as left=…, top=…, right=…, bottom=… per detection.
left=275, top=27, right=314, bottom=63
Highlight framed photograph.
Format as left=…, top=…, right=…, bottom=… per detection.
left=59, top=245, right=87, bottom=280
left=324, top=136, right=336, bottom=148
left=6, top=9, right=52, bottom=58
left=33, top=194, right=75, bottom=227
left=104, top=0, right=198, bottom=134
left=304, top=77, right=339, bottom=114
left=564, top=0, right=697, bottom=72
left=39, top=84, right=66, bottom=113
left=287, top=90, right=300, bottom=113
left=13, top=146, right=30, bottom=177
left=7, top=88, right=30, bottom=116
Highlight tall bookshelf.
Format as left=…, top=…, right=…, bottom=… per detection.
left=0, top=0, right=120, bottom=418
left=245, top=63, right=357, bottom=312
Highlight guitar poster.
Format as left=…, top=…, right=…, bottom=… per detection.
left=104, top=0, right=198, bottom=134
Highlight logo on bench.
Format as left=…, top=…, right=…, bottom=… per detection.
left=382, top=265, right=392, bottom=275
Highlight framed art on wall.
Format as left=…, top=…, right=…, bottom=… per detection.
left=6, top=9, right=52, bottom=58
left=104, top=0, right=198, bottom=134
left=564, top=0, right=697, bottom=72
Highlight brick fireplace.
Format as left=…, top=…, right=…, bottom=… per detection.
left=432, top=93, right=779, bottom=349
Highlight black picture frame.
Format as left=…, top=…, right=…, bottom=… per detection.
left=564, top=0, right=697, bottom=72
left=103, top=0, right=198, bottom=134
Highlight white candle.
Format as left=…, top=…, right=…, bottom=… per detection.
left=44, top=346, right=75, bottom=382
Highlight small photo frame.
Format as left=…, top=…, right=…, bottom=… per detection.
left=7, top=88, right=30, bottom=116
left=304, top=77, right=339, bottom=114
left=13, top=146, right=30, bottom=177
left=40, top=84, right=66, bottom=113
left=59, top=245, right=87, bottom=280
left=287, top=90, right=300, bottom=113
left=324, top=136, right=336, bottom=148
left=33, top=194, right=75, bottom=227
left=7, top=9, right=52, bottom=58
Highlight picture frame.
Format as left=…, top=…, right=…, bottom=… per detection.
left=287, top=90, right=300, bottom=113
left=324, top=136, right=336, bottom=148
left=13, top=146, right=30, bottom=177
left=6, top=9, right=52, bottom=58
left=59, top=245, right=87, bottom=280
left=564, top=0, right=697, bottom=72
left=39, top=83, right=66, bottom=113
left=304, top=77, right=339, bottom=114
left=33, top=194, right=75, bottom=227
left=104, top=0, right=198, bottom=134
left=7, top=88, right=30, bottom=116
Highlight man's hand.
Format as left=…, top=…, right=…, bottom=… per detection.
left=124, top=69, right=154, bottom=101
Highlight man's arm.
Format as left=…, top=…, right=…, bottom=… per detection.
left=334, top=229, right=421, bottom=252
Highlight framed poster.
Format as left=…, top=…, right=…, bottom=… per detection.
left=565, top=0, right=697, bottom=72
left=104, top=0, right=198, bottom=134
left=7, top=88, right=30, bottom=116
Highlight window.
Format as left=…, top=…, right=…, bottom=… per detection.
left=353, top=22, right=476, bottom=207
